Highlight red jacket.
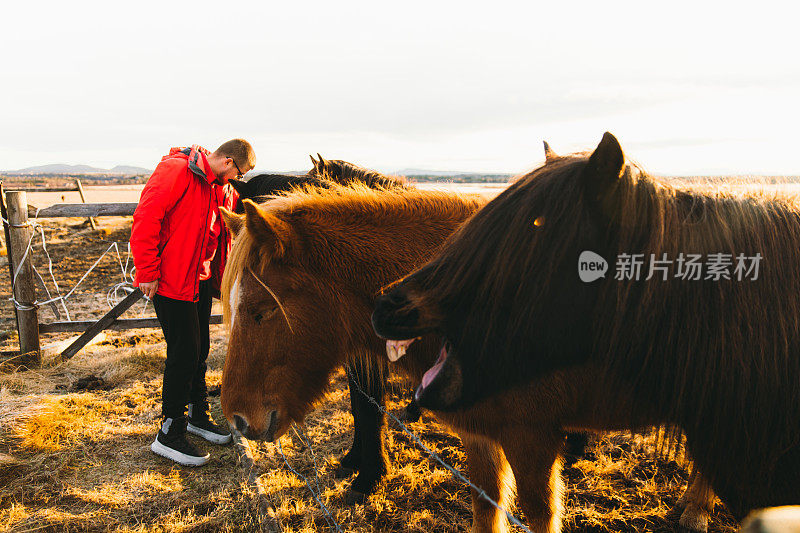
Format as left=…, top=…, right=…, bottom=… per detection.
left=131, top=146, right=238, bottom=301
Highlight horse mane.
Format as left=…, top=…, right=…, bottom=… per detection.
left=596, top=169, right=800, bottom=476
left=310, top=157, right=408, bottom=189
left=414, top=153, right=800, bottom=502
left=248, top=173, right=328, bottom=192
left=222, top=183, right=483, bottom=326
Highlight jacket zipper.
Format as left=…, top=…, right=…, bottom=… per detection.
left=194, top=184, right=213, bottom=301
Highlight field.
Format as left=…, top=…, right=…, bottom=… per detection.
left=0, top=186, right=744, bottom=532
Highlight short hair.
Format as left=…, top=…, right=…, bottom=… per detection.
left=214, top=139, right=256, bottom=173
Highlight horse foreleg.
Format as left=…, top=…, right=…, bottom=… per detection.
left=672, top=466, right=715, bottom=533
left=335, top=366, right=365, bottom=477
left=461, top=433, right=513, bottom=533
left=501, top=427, right=565, bottom=533
left=343, top=359, right=389, bottom=503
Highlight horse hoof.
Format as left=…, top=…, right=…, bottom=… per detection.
left=334, top=465, right=357, bottom=479
left=678, top=505, right=709, bottom=533
left=344, top=489, right=366, bottom=505
left=667, top=502, right=687, bottom=521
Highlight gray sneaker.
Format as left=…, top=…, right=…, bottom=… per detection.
left=187, top=403, right=232, bottom=445
left=151, top=417, right=210, bottom=467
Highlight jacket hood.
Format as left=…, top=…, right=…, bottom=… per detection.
left=161, top=146, right=222, bottom=185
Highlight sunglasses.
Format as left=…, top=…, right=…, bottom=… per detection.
left=229, top=158, right=244, bottom=179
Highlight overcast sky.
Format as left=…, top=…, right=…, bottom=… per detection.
left=1, top=1, right=798, bottom=176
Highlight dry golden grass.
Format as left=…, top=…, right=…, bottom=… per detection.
left=0, top=331, right=262, bottom=533
left=0, top=204, right=751, bottom=533
left=0, top=313, right=741, bottom=532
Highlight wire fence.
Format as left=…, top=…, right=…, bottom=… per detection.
left=276, top=427, right=344, bottom=533
left=3, top=211, right=149, bottom=320
left=262, top=367, right=532, bottom=533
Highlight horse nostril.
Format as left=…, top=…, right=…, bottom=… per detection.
left=385, top=290, right=409, bottom=307
left=233, top=414, right=249, bottom=434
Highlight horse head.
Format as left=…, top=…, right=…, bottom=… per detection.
left=372, top=133, right=630, bottom=411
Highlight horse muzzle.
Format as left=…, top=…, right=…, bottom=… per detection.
left=232, top=409, right=279, bottom=441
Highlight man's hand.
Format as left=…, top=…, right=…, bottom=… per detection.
left=139, top=280, right=159, bottom=299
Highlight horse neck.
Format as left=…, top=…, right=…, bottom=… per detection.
left=301, top=192, right=485, bottom=367
left=302, top=192, right=485, bottom=281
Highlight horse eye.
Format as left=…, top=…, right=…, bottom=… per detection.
left=253, top=307, right=279, bottom=324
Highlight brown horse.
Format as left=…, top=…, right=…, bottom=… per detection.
left=218, top=186, right=508, bottom=520
left=372, top=132, right=800, bottom=529
left=225, top=159, right=413, bottom=500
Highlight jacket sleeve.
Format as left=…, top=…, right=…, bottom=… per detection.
left=130, top=158, right=188, bottom=284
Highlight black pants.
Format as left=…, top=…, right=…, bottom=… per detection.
left=153, top=280, right=212, bottom=419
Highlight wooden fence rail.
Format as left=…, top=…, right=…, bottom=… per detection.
left=9, top=179, right=98, bottom=226
left=12, top=187, right=82, bottom=193
left=29, top=203, right=138, bottom=218
left=40, top=315, right=223, bottom=334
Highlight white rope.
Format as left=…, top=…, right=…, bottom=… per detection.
left=6, top=214, right=146, bottom=319
left=9, top=209, right=43, bottom=311
left=36, top=221, right=70, bottom=319
left=60, top=242, right=122, bottom=302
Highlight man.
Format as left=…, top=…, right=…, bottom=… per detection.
left=131, top=139, right=255, bottom=466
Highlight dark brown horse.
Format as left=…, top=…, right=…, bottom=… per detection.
left=228, top=155, right=406, bottom=213
left=372, top=132, right=800, bottom=529
left=308, top=153, right=408, bottom=189
left=228, top=173, right=330, bottom=212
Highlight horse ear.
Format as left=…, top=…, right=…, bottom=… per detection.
left=309, top=154, right=318, bottom=167
left=581, top=132, right=625, bottom=214
left=220, top=207, right=245, bottom=238
left=317, top=153, right=327, bottom=168
left=543, top=140, right=557, bottom=163
left=242, top=199, right=292, bottom=257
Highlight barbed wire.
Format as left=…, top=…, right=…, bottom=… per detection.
left=266, top=367, right=532, bottom=533
left=347, top=369, right=533, bottom=533
left=275, top=431, right=344, bottom=533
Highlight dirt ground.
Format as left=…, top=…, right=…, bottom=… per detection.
left=0, top=217, right=739, bottom=532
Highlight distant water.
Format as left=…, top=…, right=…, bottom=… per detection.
left=413, top=182, right=507, bottom=196
left=25, top=184, right=146, bottom=207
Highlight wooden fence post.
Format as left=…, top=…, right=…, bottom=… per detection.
left=6, top=191, right=40, bottom=365
left=0, top=182, right=21, bottom=337
left=74, top=179, right=97, bottom=230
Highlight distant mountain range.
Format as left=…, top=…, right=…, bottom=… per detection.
left=4, top=164, right=152, bottom=175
